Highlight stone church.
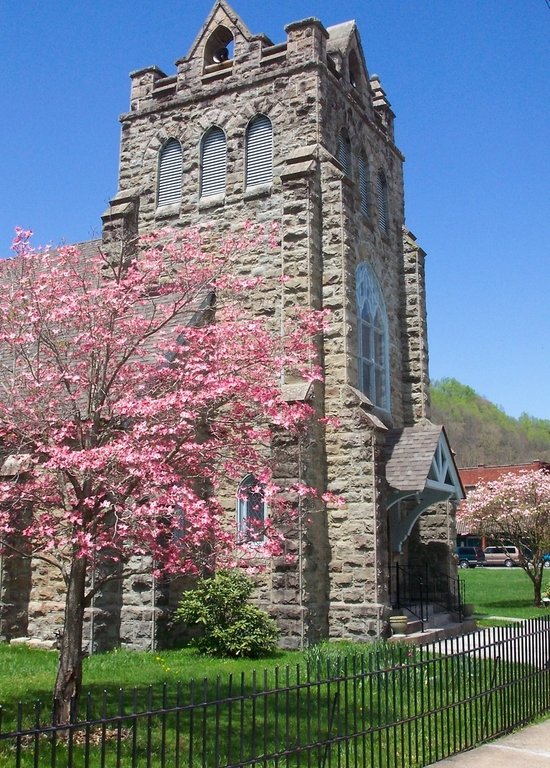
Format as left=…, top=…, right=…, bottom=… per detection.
left=0, top=1, right=465, bottom=651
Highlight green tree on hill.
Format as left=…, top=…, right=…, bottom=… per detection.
left=431, top=378, right=550, bottom=467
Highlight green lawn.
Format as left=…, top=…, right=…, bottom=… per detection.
left=459, top=566, right=550, bottom=623
left=1, top=639, right=546, bottom=768
left=1, top=624, right=549, bottom=766
left=0, top=639, right=382, bottom=712
left=0, top=643, right=303, bottom=707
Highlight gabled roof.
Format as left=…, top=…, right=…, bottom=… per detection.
left=385, top=423, right=464, bottom=500
left=326, top=21, right=356, bottom=51
left=385, top=423, right=464, bottom=552
left=326, top=19, right=371, bottom=82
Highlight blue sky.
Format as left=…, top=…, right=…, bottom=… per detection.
left=1, top=1, right=549, bottom=419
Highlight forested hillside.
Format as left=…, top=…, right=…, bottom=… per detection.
left=430, top=378, right=550, bottom=468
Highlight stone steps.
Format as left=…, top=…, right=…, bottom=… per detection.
left=388, top=618, right=478, bottom=646
left=387, top=603, right=477, bottom=645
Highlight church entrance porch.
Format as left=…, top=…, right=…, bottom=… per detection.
left=384, top=424, right=465, bottom=633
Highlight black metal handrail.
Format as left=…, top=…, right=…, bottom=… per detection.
left=390, top=562, right=464, bottom=630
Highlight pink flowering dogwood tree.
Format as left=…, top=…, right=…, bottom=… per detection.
left=0, top=227, right=324, bottom=720
left=458, top=470, right=550, bottom=606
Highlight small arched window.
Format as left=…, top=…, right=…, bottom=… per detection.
left=245, top=115, right=273, bottom=188
left=359, top=153, right=370, bottom=216
left=157, top=139, right=182, bottom=208
left=200, top=126, right=227, bottom=198
left=338, top=129, right=352, bottom=178
left=376, top=170, right=389, bottom=233
left=237, top=474, right=267, bottom=540
left=356, top=262, right=389, bottom=410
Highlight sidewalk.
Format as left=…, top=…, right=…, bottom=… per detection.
left=427, top=718, right=550, bottom=767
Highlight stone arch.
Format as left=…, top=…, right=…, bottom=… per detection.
left=196, top=108, right=233, bottom=135
left=203, top=25, right=234, bottom=68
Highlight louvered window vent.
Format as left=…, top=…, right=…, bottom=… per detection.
left=157, top=139, right=182, bottom=207
left=376, top=171, right=388, bottom=233
left=338, top=130, right=352, bottom=178
left=359, top=155, right=369, bottom=216
left=201, top=127, right=227, bottom=198
left=246, top=115, right=273, bottom=188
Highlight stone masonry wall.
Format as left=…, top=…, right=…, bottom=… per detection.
left=99, top=8, right=418, bottom=647
left=1, top=6, right=430, bottom=652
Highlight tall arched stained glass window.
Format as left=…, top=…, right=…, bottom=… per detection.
left=356, top=262, right=390, bottom=410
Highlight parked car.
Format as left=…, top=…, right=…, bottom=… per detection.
left=483, top=546, right=521, bottom=567
left=455, top=546, right=485, bottom=568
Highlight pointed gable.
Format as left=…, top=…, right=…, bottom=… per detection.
left=385, top=424, right=464, bottom=500
left=326, top=21, right=371, bottom=94
left=184, top=0, right=255, bottom=68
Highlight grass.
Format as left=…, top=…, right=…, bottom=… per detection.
left=1, top=629, right=550, bottom=767
left=0, top=641, right=424, bottom=767
left=0, top=643, right=303, bottom=707
left=0, top=640, right=389, bottom=712
left=459, top=566, right=550, bottom=624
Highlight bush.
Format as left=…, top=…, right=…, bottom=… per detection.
left=174, top=570, right=279, bottom=658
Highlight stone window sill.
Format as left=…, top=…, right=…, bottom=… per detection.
left=199, top=193, right=225, bottom=210
left=243, top=183, right=273, bottom=200
left=155, top=203, right=180, bottom=220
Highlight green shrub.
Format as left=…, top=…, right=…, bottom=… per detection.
left=174, top=570, right=279, bottom=658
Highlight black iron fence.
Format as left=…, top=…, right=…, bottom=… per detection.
left=390, top=564, right=464, bottom=629
left=1, top=618, right=549, bottom=767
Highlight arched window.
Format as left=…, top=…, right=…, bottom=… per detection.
left=237, top=474, right=266, bottom=540
left=359, top=153, right=370, bottom=216
left=157, top=139, right=182, bottom=207
left=245, top=115, right=273, bottom=188
left=376, top=170, right=389, bottom=233
left=200, top=126, right=227, bottom=198
left=356, top=262, right=389, bottom=410
left=338, top=129, right=352, bottom=178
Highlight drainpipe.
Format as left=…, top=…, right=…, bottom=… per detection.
left=89, top=564, right=95, bottom=655
left=151, top=567, right=156, bottom=651
left=371, top=434, right=382, bottom=635
left=297, top=435, right=305, bottom=650
left=0, top=552, right=4, bottom=638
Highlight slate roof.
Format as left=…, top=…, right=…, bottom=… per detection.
left=385, top=424, right=447, bottom=492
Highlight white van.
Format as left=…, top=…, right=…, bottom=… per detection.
left=483, top=546, right=521, bottom=567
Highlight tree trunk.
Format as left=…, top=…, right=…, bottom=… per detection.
left=534, top=576, right=542, bottom=607
left=53, top=556, right=87, bottom=724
